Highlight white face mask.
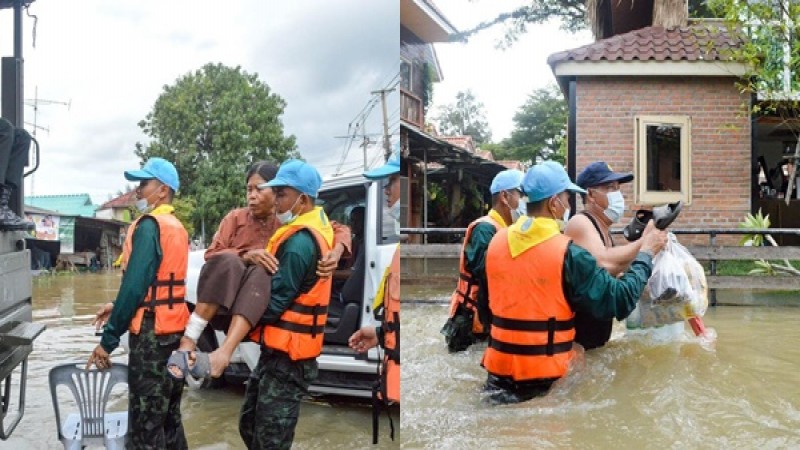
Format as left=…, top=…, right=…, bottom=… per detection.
left=276, top=195, right=303, bottom=225
left=511, top=197, right=527, bottom=223
left=603, top=190, right=625, bottom=223
left=134, top=189, right=159, bottom=214
left=553, top=196, right=570, bottom=231
left=388, top=200, right=400, bottom=221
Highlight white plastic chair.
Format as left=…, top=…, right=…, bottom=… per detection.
left=48, top=362, right=129, bottom=449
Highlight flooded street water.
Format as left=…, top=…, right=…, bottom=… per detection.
left=402, top=301, right=800, bottom=449
left=5, top=271, right=395, bottom=449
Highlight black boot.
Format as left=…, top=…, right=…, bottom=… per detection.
left=0, top=184, right=34, bottom=231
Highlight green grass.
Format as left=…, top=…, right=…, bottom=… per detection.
left=703, top=260, right=800, bottom=276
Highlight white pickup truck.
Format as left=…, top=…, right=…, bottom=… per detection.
left=184, top=173, right=397, bottom=398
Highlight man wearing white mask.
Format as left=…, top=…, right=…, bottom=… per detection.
left=380, top=153, right=401, bottom=243
left=89, top=157, right=190, bottom=448
left=441, top=169, right=525, bottom=352
left=564, top=161, right=643, bottom=350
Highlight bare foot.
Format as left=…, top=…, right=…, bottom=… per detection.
left=207, top=349, right=232, bottom=378
left=178, top=336, right=197, bottom=353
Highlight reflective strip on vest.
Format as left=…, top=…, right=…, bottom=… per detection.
left=124, top=213, right=190, bottom=335
left=481, top=231, right=575, bottom=382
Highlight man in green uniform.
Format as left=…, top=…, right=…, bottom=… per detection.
left=482, top=161, right=667, bottom=403
left=89, top=157, right=189, bottom=449
left=239, top=159, right=334, bottom=449
left=442, top=169, right=525, bottom=352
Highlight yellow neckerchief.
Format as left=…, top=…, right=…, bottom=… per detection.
left=507, top=216, right=561, bottom=258
left=148, top=204, right=175, bottom=216
left=373, top=244, right=400, bottom=311
left=487, top=208, right=509, bottom=228
left=266, top=206, right=334, bottom=253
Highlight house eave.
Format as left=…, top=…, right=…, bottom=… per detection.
left=401, top=0, right=458, bottom=43
left=553, top=60, right=748, bottom=79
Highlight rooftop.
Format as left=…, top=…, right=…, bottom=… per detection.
left=547, top=22, right=743, bottom=67
left=98, top=190, right=136, bottom=210
left=24, top=194, right=97, bottom=218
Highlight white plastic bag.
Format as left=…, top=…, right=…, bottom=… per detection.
left=626, top=233, right=708, bottom=329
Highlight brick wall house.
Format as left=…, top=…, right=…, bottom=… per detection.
left=548, top=22, right=750, bottom=244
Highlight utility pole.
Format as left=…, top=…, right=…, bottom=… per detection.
left=24, top=86, right=70, bottom=196
left=371, top=87, right=395, bottom=161
left=360, top=135, right=374, bottom=170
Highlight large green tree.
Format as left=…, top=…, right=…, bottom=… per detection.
left=434, top=90, right=492, bottom=145
left=710, top=0, right=799, bottom=199
left=135, top=63, right=298, bottom=238
left=490, top=85, right=567, bottom=165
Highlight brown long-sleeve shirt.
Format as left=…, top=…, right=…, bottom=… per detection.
left=205, top=207, right=351, bottom=260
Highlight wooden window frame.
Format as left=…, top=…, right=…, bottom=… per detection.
left=634, top=115, right=692, bottom=205
left=400, top=58, right=412, bottom=92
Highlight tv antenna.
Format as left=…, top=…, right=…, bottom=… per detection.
left=23, top=86, right=71, bottom=196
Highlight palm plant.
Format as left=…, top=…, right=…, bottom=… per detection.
left=739, top=209, right=800, bottom=276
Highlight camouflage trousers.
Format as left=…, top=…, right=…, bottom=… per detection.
left=127, top=313, right=187, bottom=450
left=239, top=349, right=318, bottom=450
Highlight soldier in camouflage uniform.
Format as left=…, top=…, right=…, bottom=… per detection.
left=239, top=160, right=333, bottom=449
left=89, top=158, right=189, bottom=449
left=239, top=349, right=318, bottom=448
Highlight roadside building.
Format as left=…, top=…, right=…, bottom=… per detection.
left=400, top=0, right=518, bottom=242
left=24, top=194, right=126, bottom=270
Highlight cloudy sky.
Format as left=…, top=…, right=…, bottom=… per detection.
left=0, top=1, right=398, bottom=204
left=430, top=0, right=592, bottom=141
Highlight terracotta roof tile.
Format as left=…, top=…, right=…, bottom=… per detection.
left=98, top=190, right=136, bottom=210
left=547, top=22, right=742, bottom=67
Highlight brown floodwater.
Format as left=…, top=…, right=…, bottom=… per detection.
left=3, top=271, right=398, bottom=449
left=402, top=300, right=800, bottom=448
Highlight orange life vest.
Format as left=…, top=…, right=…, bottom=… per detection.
left=447, top=215, right=502, bottom=334
left=123, top=211, right=189, bottom=335
left=481, top=230, right=576, bottom=381
left=378, top=247, right=400, bottom=404
left=248, top=208, right=333, bottom=361
left=371, top=246, right=400, bottom=444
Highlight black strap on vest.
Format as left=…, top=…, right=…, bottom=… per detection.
left=278, top=303, right=328, bottom=338
left=492, top=315, right=574, bottom=332
left=383, top=311, right=400, bottom=364
left=142, top=272, right=185, bottom=310
left=456, top=273, right=478, bottom=307
left=489, top=338, right=573, bottom=357
left=491, top=314, right=573, bottom=356
left=273, top=319, right=326, bottom=336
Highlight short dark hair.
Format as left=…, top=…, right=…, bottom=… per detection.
left=246, top=161, right=279, bottom=183
left=526, top=198, right=550, bottom=215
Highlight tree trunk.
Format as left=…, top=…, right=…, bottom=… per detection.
left=653, top=0, right=689, bottom=28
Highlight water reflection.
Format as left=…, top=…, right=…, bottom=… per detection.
left=5, top=272, right=394, bottom=449
left=403, top=303, right=800, bottom=448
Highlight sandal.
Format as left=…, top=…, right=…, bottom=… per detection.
left=188, top=351, right=212, bottom=379
left=652, top=201, right=683, bottom=230
left=167, top=350, right=190, bottom=380
left=623, top=210, right=653, bottom=242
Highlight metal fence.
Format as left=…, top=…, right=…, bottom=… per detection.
left=401, top=228, right=800, bottom=306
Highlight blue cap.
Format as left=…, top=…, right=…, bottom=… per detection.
left=364, top=152, right=400, bottom=180
left=259, top=159, right=322, bottom=197
left=522, top=161, right=586, bottom=202
left=576, top=161, right=633, bottom=189
left=124, top=157, right=180, bottom=191
left=490, top=169, right=524, bottom=194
